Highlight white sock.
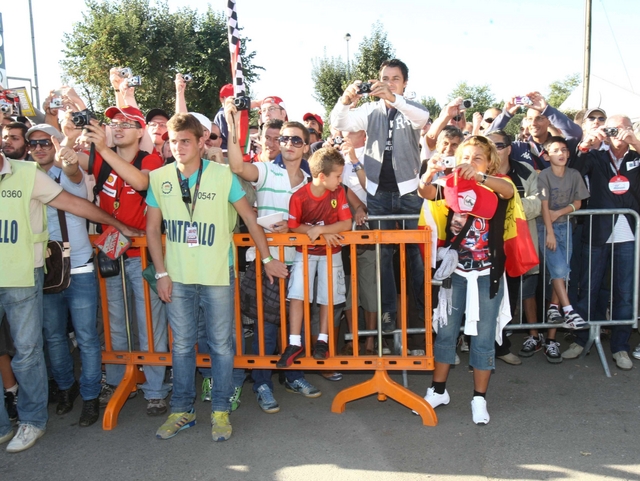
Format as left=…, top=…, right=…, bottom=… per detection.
left=563, top=305, right=573, bottom=314
left=318, top=333, right=329, bottom=343
left=6, top=383, right=18, bottom=394
left=289, top=335, right=302, bottom=346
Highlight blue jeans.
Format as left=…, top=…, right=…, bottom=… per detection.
left=168, top=267, right=235, bottom=413
left=0, top=367, right=12, bottom=437
left=574, top=241, right=634, bottom=353
left=104, top=256, right=170, bottom=400
left=251, top=321, right=303, bottom=392
left=42, top=271, right=102, bottom=400
left=0, top=268, right=48, bottom=430
left=434, top=272, right=503, bottom=370
left=366, top=190, right=425, bottom=315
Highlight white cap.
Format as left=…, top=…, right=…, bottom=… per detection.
left=188, top=112, right=211, bottom=133
left=26, top=124, right=64, bottom=142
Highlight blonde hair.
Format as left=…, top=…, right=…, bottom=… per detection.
left=455, top=135, right=501, bottom=175
left=308, top=147, right=345, bottom=178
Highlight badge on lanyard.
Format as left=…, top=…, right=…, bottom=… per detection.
left=609, top=175, right=629, bottom=195
left=186, top=225, right=199, bottom=247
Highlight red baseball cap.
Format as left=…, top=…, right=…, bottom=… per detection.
left=443, top=173, right=498, bottom=219
left=105, top=106, right=146, bottom=128
left=303, top=112, right=323, bottom=131
left=219, top=84, right=234, bottom=99
left=261, top=96, right=286, bottom=111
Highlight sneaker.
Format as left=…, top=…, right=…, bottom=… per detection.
left=544, top=340, right=563, bottom=364
left=471, top=396, right=490, bottom=425
left=79, top=398, right=100, bottom=427
left=6, top=424, right=44, bottom=453
left=255, top=385, right=280, bottom=414
left=612, top=351, right=633, bottom=370
left=4, top=389, right=18, bottom=422
left=458, top=335, right=469, bottom=352
left=156, top=410, right=196, bottom=440
left=563, top=310, right=588, bottom=330
left=497, top=352, right=522, bottom=365
left=230, top=386, right=242, bottom=412
left=546, top=306, right=564, bottom=324
left=454, top=353, right=460, bottom=365
left=562, top=342, right=584, bottom=359
left=313, top=340, right=329, bottom=360
left=284, top=378, right=321, bottom=398
left=56, top=381, right=80, bottom=415
left=98, top=384, right=137, bottom=408
left=201, top=377, right=212, bottom=402
left=632, top=345, right=640, bottom=361
left=0, top=429, right=13, bottom=445
left=381, top=312, right=396, bottom=334
left=147, top=398, right=168, bottom=416
left=211, top=411, right=232, bottom=442
left=424, top=387, right=450, bottom=409
left=320, top=371, right=343, bottom=381
left=276, top=344, right=304, bottom=368
left=519, top=335, right=543, bottom=357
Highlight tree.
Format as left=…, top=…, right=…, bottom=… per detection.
left=351, top=21, right=395, bottom=85
left=420, top=96, right=441, bottom=119
left=547, top=73, right=580, bottom=109
left=311, top=54, right=348, bottom=120
left=61, top=0, right=261, bottom=118
left=446, top=81, right=497, bottom=121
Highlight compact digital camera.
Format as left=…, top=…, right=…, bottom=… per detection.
left=183, top=74, right=193, bottom=82
left=333, top=136, right=344, bottom=146
left=0, top=101, right=14, bottom=115
left=357, top=82, right=373, bottom=95
left=515, top=96, right=532, bottom=106
left=119, top=67, right=132, bottom=78
left=234, top=96, right=251, bottom=111
left=461, top=99, right=474, bottom=109
left=126, top=76, right=142, bottom=87
left=604, top=127, right=619, bottom=137
left=71, top=109, right=97, bottom=128
left=50, top=98, right=64, bottom=109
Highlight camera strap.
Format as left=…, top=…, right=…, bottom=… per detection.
left=93, top=149, right=149, bottom=204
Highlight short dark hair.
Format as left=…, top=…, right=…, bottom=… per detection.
left=488, top=129, right=512, bottom=147
left=440, top=125, right=463, bottom=141
left=281, top=121, right=309, bottom=145
left=167, top=113, right=204, bottom=140
left=543, top=135, right=569, bottom=151
left=379, top=58, right=409, bottom=82
left=308, top=147, right=345, bottom=178
left=261, top=119, right=284, bottom=137
left=2, top=122, right=28, bottom=140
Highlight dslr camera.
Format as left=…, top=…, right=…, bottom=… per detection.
left=234, top=95, right=251, bottom=111
left=603, top=127, right=619, bottom=137
left=50, top=97, right=64, bottom=109
left=119, top=67, right=132, bottom=78
left=126, top=76, right=142, bottom=87
left=357, top=82, right=373, bottom=95
left=182, top=74, right=193, bottom=82
left=71, top=109, right=97, bottom=128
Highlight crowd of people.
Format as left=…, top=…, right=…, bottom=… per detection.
left=1, top=57, right=639, bottom=452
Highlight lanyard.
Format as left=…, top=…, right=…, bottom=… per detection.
left=176, top=162, right=203, bottom=222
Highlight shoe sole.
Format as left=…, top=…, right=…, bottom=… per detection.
left=563, top=323, right=589, bottom=330
left=6, top=429, right=44, bottom=453
left=497, top=356, right=522, bottom=366
left=285, top=386, right=322, bottom=398
left=0, top=430, right=13, bottom=445
left=156, top=420, right=196, bottom=440
left=545, top=355, right=563, bottom=364
left=518, top=349, right=541, bottom=358
left=259, top=405, right=280, bottom=414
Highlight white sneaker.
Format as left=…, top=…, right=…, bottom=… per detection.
left=471, top=396, right=490, bottom=425
left=0, top=429, right=13, bottom=445
left=6, top=424, right=44, bottom=453
left=632, top=345, right=640, bottom=360
left=612, top=351, right=633, bottom=370
left=454, top=353, right=461, bottom=365
left=424, top=387, right=450, bottom=409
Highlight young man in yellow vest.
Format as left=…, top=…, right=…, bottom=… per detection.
left=147, top=113, right=287, bottom=442
left=0, top=151, right=140, bottom=453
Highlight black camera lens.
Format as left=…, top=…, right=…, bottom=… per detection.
left=234, top=96, right=251, bottom=111
left=357, top=82, right=372, bottom=95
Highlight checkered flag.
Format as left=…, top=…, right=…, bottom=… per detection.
left=227, top=0, right=250, bottom=158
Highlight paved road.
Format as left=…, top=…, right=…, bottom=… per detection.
left=2, top=332, right=639, bottom=481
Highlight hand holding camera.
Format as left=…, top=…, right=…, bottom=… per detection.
left=78, top=118, right=108, bottom=153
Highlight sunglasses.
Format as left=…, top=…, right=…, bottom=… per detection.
left=494, top=142, right=508, bottom=150
left=29, top=139, right=54, bottom=150
left=180, top=178, right=191, bottom=204
left=483, top=117, right=494, bottom=124
left=208, top=133, right=219, bottom=141
left=452, top=115, right=463, bottom=122
left=279, top=135, right=305, bottom=148
left=587, top=116, right=606, bottom=122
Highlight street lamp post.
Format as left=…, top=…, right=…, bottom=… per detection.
left=345, top=33, right=351, bottom=79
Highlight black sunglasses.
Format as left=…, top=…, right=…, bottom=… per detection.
left=180, top=178, right=191, bottom=204
left=483, top=117, right=495, bottom=124
left=494, top=142, right=508, bottom=150
left=208, top=133, right=219, bottom=141
left=452, top=115, right=463, bottom=122
left=29, top=139, right=54, bottom=149
left=279, top=135, right=305, bottom=148
left=587, top=116, right=606, bottom=122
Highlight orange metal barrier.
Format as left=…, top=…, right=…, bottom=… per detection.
left=93, top=229, right=437, bottom=430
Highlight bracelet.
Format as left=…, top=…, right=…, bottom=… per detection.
left=261, top=255, right=274, bottom=265
left=569, top=203, right=576, bottom=212
left=154, top=271, right=169, bottom=280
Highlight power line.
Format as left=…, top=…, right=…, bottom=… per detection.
left=599, top=0, right=634, bottom=93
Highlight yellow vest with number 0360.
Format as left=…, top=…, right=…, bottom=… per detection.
left=150, top=160, right=238, bottom=286
left=0, top=159, right=49, bottom=287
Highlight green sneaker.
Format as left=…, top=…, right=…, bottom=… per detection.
left=230, top=386, right=242, bottom=411
left=211, top=411, right=232, bottom=442
left=201, top=377, right=212, bottom=402
left=156, top=410, right=196, bottom=440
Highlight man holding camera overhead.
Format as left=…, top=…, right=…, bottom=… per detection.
left=330, top=58, right=430, bottom=334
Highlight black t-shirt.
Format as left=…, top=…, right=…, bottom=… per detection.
left=378, top=108, right=399, bottom=192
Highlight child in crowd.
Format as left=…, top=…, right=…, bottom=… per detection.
left=537, top=136, right=590, bottom=360
left=277, top=148, right=352, bottom=367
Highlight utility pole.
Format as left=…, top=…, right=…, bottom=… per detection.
left=345, top=33, right=351, bottom=79
left=28, top=0, right=40, bottom=107
left=582, top=0, right=592, bottom=109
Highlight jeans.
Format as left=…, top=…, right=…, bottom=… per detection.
left=434, top=272, right=503, bottom=370
left=0, top=367, right=12, bottom=437
left=0, top=268, right=48, bottom=430
left=574, top=241, right=634, bottom=353
left=168, top=267, right=235, bottom=413
left=42, top=271, right=102, bottom=400
left=251, top=321, right=303, bottom=392
left=104, top=256, right=169, bottom=400
left=366, top=190, right=425, bottom=315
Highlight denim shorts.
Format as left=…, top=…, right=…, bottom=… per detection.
left=537, top=220, right=571, bottom=282
left=288, top=251, right=346, bottom=305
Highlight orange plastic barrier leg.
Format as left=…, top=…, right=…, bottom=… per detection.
left=330, top=368, right=438, bottom=426
left=102, top=364, right=139, bottom=430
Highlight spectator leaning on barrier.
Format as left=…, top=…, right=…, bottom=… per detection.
left=0, top=150, right=140, bottom=453
left=147, top=113, right=287, bottom=442
left=27, top=124, right=103, bottom=428
left=331, top=58, right=430, bottom=334
left=563, top=115, right=640, bottom=370
left=66, top=106, right=171, bottom=416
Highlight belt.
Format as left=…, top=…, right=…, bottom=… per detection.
left=71, top=263, right=95, bottom=275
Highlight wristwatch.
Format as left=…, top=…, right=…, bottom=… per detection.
left=154, top=271, right=169, bottom=280
left=352, top=162, right=364, bottom=172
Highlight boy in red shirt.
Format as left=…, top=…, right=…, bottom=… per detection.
left=277, top=148, right=352, bottom=367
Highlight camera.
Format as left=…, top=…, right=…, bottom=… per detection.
left=461, top=99, right=474, bottom=109
left=333, top=136, right=344, bottom=146
left=357, top=82, right=373, bottom=95
left=119, top=67, right=132, bottom=78
left=442, top=156, right=456, bottom=168
left=515, top=96, right=532, bottom=106
left=183, top=74, right=193, bottom=82
left=126, top=76, right=142, bottom=87
left=50, top=98, right=63, bottom=109
left=603, top=127, right=619, bottom=137
left=0, top=101, right=13, bottom=116
left=234, top=95, right=251, bottom=111
left=71, top=109, right=97, bottom=128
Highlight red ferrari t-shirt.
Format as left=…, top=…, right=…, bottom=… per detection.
left=288, top=184, right=351, bottom=255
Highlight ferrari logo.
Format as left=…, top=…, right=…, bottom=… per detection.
left=331, top=199, right=337, bottom=208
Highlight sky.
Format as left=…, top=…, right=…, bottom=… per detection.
left=2, top=0, right=639, bottom=121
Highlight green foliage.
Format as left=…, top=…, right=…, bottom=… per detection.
left=420, top=96, right=441, bottom=119
left=311, top=54, right=348, bottom=120
left=446, top=81, right=497, bottom=121
left=547, top=73, right=581, bottom=109
left=61, top=0, right=261, bottom=119
left=351, top=21, right=395, bottom=85
left=503, top=112, right=525, bottom=140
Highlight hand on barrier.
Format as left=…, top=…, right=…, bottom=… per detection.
left=322, top=233, right=344, bottom=247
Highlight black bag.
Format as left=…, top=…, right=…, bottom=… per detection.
left=240, top=261, right=285, bottom=325
left=97, top=251, right=120, bottom=278
left=43, top=209, right=71, bottom=294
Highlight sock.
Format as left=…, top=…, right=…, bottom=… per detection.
left=550, top=303, right=559, bottom=310
left=289, top=335, right=302, bottom=346
left=431, top=381, right=446, bottom=395
left=317, top=333, right=329, bottom=343
left=6, top=384, right=18, bottom=394
left=473, top=390, right=486, bottom=399
left=563, top=305, right=574, bottom=314
left=547, top=338, right=556, bottom=344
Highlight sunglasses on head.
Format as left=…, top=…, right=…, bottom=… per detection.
left=180, top=178, right=191, bottom=204
left=279, top=135, right=304, bottom=148
left=29, top=139, right=54, bottom=150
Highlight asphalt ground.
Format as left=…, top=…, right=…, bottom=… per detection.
left=2, top=331, right=640, bottom=481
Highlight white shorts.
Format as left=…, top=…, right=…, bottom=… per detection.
left=287, top=251, right=346, bottom=305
